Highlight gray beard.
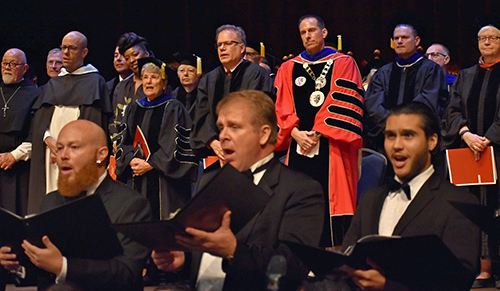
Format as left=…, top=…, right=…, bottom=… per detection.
left=2, top=74, right=15, bottom=84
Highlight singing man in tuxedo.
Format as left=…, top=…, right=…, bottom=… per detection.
left=152, top=90, right=325, bottom=291
left=341, top=102, right=479, bottom=290
left=0, top=120, right=152, bottom=291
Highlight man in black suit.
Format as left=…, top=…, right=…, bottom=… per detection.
left=152, top=90, right=325, bottom=291
left=341, top=102, right=479, bottom=290
left=0, top=120, right=152, bottom=291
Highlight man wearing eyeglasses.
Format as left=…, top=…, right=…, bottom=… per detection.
left=364, top=24, right=447, bottom=152
left=191, top=24, right=272, bottom=161
left=28, top=31, right=111, bottom=214
left=0, top=49, right=40, bottom=215
left=426, top=43, right=456, bottom=88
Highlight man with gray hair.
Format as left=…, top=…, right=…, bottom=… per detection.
left=191, top=24, right=272, bottom=161
left=0, top=48, right=40, bottom=216
left=45, top=48, right=63, bottom=79
left=426, top=43, right=456, bottom=87
left=364, top=24, right=448, bottom=151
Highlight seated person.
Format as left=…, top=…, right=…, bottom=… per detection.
left=152, top=90, right=325, bottom=291
left=0, top=120, right=152, bottom=291
left=341, top=102, right=479, bottom=290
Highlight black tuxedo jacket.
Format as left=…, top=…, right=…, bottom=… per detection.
left=190, top=158, right=325, bottom=291
left=38, top=175, right=152, bottom=291
left=342, top=172, right=479, bottom=291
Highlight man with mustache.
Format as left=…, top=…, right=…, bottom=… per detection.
left=1, top=120, right=151, bottom=291
left=364, top=24, right=448, bottom=152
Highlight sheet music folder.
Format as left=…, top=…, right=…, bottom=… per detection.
left=112, top=163, right=271, bottom=251
left=0, top=194, right=123, bottom=265
left=286, top=234, right=468, bottom=284
left=446, top=146, right=497, bottom=186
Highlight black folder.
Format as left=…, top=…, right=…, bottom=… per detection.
left=0, top=194, right=123, bottom=265
left=286, top=234, right=469, bottom=285
left=113, top=163, right=271, bottom=251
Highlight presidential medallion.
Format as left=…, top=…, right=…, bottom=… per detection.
left=310, top=91, right=325, bottom=107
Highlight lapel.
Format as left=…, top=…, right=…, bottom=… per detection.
left=235, top=158, right=279, bottom=241
left=392, top=172, right=440, bottom=235
left=93, top=175, right=114, bottom=205
left=256, top=158, right=280, bottom=197
left=369, top=186, right=390, bottom=234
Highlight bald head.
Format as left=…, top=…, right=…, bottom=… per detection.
left=56, top=120, right=108, bottom=196
left=61, top=31, right=89, bottom=72
left=2, top=48, right=29, bottom=84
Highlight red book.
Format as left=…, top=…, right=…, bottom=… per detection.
left=108, top=156, right=117, bottom=180
left=133, top=126, right=150, bottom=161
left=203, top=156, right=219, bottom=169
left=446, top=146, right=497, bottom=186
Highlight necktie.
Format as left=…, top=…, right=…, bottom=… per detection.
left=387, top=178, right=411, bottom=200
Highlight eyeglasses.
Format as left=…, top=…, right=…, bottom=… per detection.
left=425, top=52, right=447, bottom=58
left=1, top=61, right=25, bottom=68
left=214, top=41, right=241, bottom=49
left=60, top=45, right=79, bottom=52
left=478, top=36, right=500, bottom=43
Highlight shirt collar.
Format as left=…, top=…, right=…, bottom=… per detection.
left=59, top=64, right=98, bottom=76
left=85, top=171, right=107, bottom=196
left=248, top=153, right=274, bottom=172
left=392, top=165, right=434, bottom=200
left=224, top=58, right=244, bottom=73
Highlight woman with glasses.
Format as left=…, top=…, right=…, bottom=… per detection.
left=115, top=57, right=198, bottom=220
left=445, top=20, right=500, bottom=288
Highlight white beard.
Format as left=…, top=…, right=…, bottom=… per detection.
left=2, top=73, right=15, bottom=84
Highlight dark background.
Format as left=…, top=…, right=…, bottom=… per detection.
left=1, top=0, right=499, bottom=85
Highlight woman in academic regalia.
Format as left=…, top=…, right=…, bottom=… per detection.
left=116, top=57, right=198, bottom=220
left=445, top=18, right=500, bottom=287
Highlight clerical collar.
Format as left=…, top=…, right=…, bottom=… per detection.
left=391, top=165, right=434, bottom=200
left=85, top=171, right=107, bottom=196
left=59, top=64, right=98, bottom=76
left=2, top=78, right=28, bottom=87
left=224, top=58, right=244, bottom=73
left=396, top=53, right=423, bottom=67
left=300, top=47, right=336, bottom=62
left=137, top=94, right=173, bottom=108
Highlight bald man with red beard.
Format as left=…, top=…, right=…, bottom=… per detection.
left=1, top=120, right=151, bottom=291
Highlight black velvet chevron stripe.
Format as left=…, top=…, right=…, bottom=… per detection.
left=335, top=79, right=364, bottom=97
left=324, top=117, right=363, bottom=137
left=331, top=92, right=363, bottom=110
left=327, top=105, right=363, bottom=121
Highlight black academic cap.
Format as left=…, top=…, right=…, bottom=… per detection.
left=173, top=51, right=198, bottom=66
left=138, top=57, right=166, bottom=79
left=473, top=13, right=500, bottom=32
left=246, top=39, right=261, bottom=52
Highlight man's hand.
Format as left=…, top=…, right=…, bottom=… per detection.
left=342, top=260, right=386, bottom=291
left=151, top=250, right=185, bottom=272
left=208, top=139, right=225, bottom=162
left=22, top=236, right=63, bottom=275
left=291, top=128, right=319, bottom=155
left=176, top=211, right=237, bottom=259
left=44, top=136, right=58, bottom=156
left=0, top=153, right=16, bottom=170
left=129, top=158, right=153, bottom=176
left=0, top=246, right=19, bottom=271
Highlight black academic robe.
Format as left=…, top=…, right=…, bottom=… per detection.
left=171, top=85, right=197, bottom=120
left=115, top=95, right=198, bottom=219
left=111, top=75, right=144, bottom=131
left=445, top=63, right=500, bottom=258
left=28, top=71, right=111, bottom=214
left=364, top=58, right=447, bottom=149
left=0, top=79, right=40, bottom=216
left=190, top=60, right=272, bottom=157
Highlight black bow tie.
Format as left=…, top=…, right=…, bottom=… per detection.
left=242, top=162, right=270, bottom=181
left=387, top=178, right=411, bottom=200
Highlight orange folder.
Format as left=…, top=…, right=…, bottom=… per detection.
left=446, top=146, right=497, bottom=186
left=133, top=126, right=150, bottom=161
